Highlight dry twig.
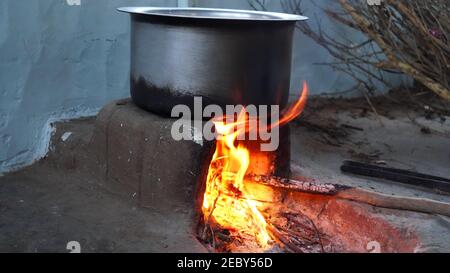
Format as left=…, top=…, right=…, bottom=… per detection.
left=249, top=0, right=450, bottom=102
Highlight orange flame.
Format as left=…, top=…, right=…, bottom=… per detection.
left=277, top=81, right=309, bottom=127
left=202, top=82, right=309, bottom=248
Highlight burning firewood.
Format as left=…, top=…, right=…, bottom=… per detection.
left=266, top=211, right=328, bottom=253
left=247, top=174, right=450, bottom=218
left=247, top=174, right=350, bottom=195
left=200, top=162, right=450, bottom=253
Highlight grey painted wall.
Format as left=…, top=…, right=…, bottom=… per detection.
left=0, top=0, right=177, bottom=173
left=0, top=0, right=406, bottom=173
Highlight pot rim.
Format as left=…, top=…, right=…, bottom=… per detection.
left=117, top=7, right=307, bottom=22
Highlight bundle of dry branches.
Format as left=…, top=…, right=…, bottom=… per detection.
left=250, top=0, right=450, bottom=102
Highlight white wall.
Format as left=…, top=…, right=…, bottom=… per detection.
left=0, top=0, right=177, bottom=173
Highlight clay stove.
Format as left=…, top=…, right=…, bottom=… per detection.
left=90, top=98, right=425, bottom=253
left=112, top=7, right=423, bottom=253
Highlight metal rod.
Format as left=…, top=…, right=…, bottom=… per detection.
left=343, top=160, right=450, bottom=183
left=341, top=160, right=450, bottom=193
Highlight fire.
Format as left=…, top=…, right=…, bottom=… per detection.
left=202, top=82, right=309, bottom=249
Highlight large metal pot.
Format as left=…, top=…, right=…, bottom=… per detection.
left=118, top=7, right=306, bottom=117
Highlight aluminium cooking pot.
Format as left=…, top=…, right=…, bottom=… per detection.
left=118, top=7, right=307, bottom=117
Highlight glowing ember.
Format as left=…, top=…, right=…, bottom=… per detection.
left=201, top=82, right=309, bottom=249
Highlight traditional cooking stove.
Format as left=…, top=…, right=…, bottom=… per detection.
left=100, top=7, right=425, bottom=252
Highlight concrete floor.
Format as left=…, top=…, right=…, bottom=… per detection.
left=1, top=94, right=449, bottom=253
left=291, top=97, right=450, bottom=203
left=289, top=95, right=450, bottom=252
left=0, top=161, right=206, bottom=253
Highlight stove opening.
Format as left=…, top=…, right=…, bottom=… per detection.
left=196, top=82, right=309, bottom=252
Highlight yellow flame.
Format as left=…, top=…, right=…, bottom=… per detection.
left=202, top=82, right=309, bottom=248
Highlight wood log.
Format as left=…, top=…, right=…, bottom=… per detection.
left=336, top=187, right=450, bottom=218
left=246, top=174, right=349, bottom=195
left=248, top=174, right=450, bottom=217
